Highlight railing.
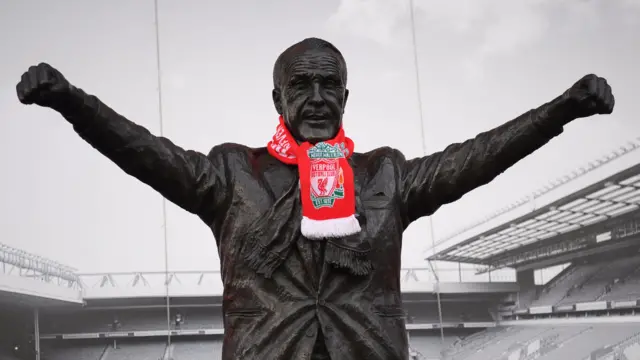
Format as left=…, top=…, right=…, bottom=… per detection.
left=77, top=267, right=517, bottom=292
left=545, top=264, right=575, bottom=292
left=0, top=242, right=80, bottom=288
left=595, top=286, right=609, bottom=301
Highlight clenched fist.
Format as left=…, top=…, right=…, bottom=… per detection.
left=16, top=63, right=78, bottom=112
left=562, top=74, right=615, bottom=119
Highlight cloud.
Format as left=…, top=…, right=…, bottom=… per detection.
left=326, top=0, right=639, bottom=79
left=326, top=0, right=549, bottom=47
left=326, top=0, right=409, bottom=46
left=325, top=0, right=553, bottom=78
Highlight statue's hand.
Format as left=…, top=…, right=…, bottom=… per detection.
left=561, top=74, right=615, bottom=119
left=16, top=63, right=77, bottom=112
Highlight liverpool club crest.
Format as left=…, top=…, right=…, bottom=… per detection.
left=307, top=142, right=346, bottom=209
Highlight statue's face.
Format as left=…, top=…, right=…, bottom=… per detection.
left=273, top=49, right=349, bottom=144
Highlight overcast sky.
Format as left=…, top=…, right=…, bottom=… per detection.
left=0, top=0, right=638, bottom=274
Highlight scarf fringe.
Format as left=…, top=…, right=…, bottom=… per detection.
left=326, top=241, right=372, bottom=276
left=301, top=215, right=362, bottom=240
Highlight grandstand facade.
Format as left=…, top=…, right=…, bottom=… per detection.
left=0, top=259, right=504, bottom=360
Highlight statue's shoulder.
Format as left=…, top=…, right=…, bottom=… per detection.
left=207, top=143, right=269, bottom=159
left=352, top=146, right=406, bottom=164
left=206, top=143, right=275, bottom=174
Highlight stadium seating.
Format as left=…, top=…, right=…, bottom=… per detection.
left=102, top=342, right=166, bottom=360
left=171, top=340, right=224, bottom=359
left=0, top=350, right=19, bottom=360
left=40, top=311, right=114, bottom=333
left=531, top=263, right=602, bottom=306
left=40, top=307, right=224, bottom=334
left=558, top=256, right=640, bottom=305
left=442, top=326, right=514, bottom=359
left=410, top=334, right=458, bottom=359
left=404, top=302, right=493, bottom=324
left=439, top=324, right=640, bottom=360
left=178, top=311, right=223, bottom=329
left=600, top=262, right=640, bottom=302
left=531, top=254, right=640, bottom=307
left=43, top=343, right=108, bottom=360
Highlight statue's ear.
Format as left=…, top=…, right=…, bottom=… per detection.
left=343, top=88, right=349, bottom=113
left=272, top=88, right=283, bottom=115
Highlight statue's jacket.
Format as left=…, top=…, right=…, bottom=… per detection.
left=63, top=91, right=564, bottom=360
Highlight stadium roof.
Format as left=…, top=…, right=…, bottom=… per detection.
left=428, top=162, right=640, bottom=265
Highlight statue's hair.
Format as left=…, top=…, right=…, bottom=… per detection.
left=273, top=37, right=347, bottom=90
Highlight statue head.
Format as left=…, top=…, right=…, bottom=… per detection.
left=272, top=38, right=349, bottom=144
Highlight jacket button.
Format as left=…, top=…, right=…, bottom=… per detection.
left=306, top=327, right=316, bottom=337
left=317, top=299, right=325, bottom=306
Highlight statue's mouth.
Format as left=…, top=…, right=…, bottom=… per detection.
left=306, top=113, right=330, bottom=121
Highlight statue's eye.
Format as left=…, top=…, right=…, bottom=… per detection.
left=325, top=78, right=341, bottom=88
left=290, top=78, right=306, bottom=87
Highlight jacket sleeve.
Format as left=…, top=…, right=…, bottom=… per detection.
left=399, top=105, right=567, bottom=224
left=60, top=88, right=227, bottom=222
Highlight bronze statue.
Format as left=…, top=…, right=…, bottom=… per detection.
left=16, top=38, right=614, bottom=360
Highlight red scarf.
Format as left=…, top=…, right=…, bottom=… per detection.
left=267, top=116, right=361, bottom=239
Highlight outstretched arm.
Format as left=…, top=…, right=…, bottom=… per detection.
left=17, top=63, right=227, bottom=221
left=400, top=74, right=615, bottom=224
left=400, top=107, right=560, bottom=223
left=67, top=90, right=227, bottom=220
